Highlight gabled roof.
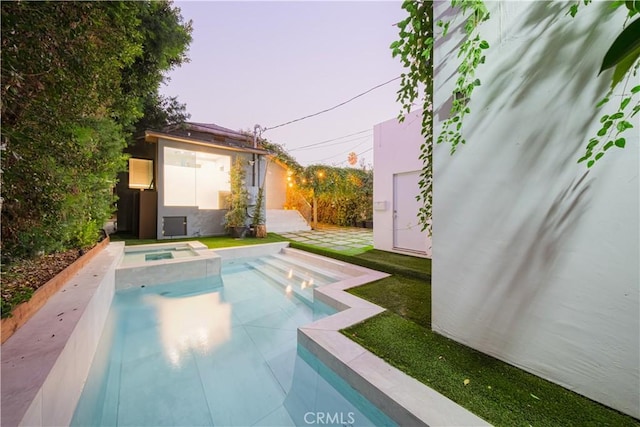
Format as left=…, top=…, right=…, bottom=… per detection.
left=145, top=122, right=269, bottom=155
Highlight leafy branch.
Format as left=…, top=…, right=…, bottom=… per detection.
left=392, top=0, right=434, bottom=234
left=436, top=0, right=490, bottom=154
left=392, top=0, right=489, bottom=234
left=577, top=1, right=639, bottom=167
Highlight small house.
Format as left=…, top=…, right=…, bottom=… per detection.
left=115, top=122, right=294, bottom=239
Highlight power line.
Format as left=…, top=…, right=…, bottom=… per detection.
left=336, top=147, right=374, bottom=166
left=263, top=76, right=401, bottom=132
left=316, top=138, right=372, bottom=163
left=289, top=129, right=371, bottom=151
left=292, top=134, right=372, bottom=152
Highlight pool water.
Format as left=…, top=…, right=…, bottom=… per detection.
left=71, top=257, right=396, bottom=426
left=121, top=246, right=199, bottom=265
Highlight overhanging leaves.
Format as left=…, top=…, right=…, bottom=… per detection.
left=599, top=18, right=640, bottom=74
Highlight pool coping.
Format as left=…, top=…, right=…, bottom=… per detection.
left=291, top=247, right=490, bottom=427
left=1, top=237, right=111, bottom=344
left=1, top=242, right=124, bottom=427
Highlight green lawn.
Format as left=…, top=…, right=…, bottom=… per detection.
left=287, top=240, right=373, bottom=256
left=109, top=232, right=288, bottom=248
left=290, top=245, right=638, bottom=427
left=289, top=242, right=430, bottom=280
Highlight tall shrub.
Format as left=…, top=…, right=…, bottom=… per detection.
left=300, top=165, right=373, bottom=227
left=0, top=1, right=191, bottom=262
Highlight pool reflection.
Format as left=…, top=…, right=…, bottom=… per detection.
left=144, top=291, right=231, bottom=367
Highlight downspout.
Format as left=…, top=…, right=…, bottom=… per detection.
left=252, top=124, right=261, bottom=187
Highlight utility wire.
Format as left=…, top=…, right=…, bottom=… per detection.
left=292, top=134, right=372, bottom=152
left=289, top=129, right=371, bottom=151
left=316, top=138, right=372, bottom=163
left=336, top=147, right=374, bottom=166
left=263, top=76, right=401, bottom=132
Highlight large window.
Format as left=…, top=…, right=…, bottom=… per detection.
left=164, top=147, right=231, bottom=209
left=129, top=158, right=154, bottom=189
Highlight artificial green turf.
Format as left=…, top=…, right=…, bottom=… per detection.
left=343, top=312, right=639, bottom=427
left=109, top=232, right=288, bottom=248
left=355, top=249, right=431, bottom=278
left=289, top=242, right=430, bottom=280
left=348, top=275, right=430, bottom=327
left=286, top=240, right=372, bottom=256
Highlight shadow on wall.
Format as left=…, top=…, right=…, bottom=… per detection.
left=470, top=1, right=614, bottom=175
left=434, top=2, right=623, bottom=344
left=474, top=173, right=592, bottom=349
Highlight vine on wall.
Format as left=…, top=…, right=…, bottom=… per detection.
left=394, top=0, right=640, bottom=234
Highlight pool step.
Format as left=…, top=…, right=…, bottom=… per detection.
left=270, top=253, right=351, bottom=281
left=246, top=260, right=314, bottom=305
left=257, top=256, right=336, bottom=285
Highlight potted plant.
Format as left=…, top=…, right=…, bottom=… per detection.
left=251, top=186, right=267, bottom=238
left=225, top=156, right=249, bottom=238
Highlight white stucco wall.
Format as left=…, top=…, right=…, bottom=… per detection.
left=265, top=160, right=287, bottom=209
left=433, top=1, right=639, bottom=417
left=373, top=110, right=432, bottom=257
left=157, top=139, right=260, bottom=239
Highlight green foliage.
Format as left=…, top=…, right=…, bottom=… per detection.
left=393, top=0, right=434, bottom=235
left=1, top=1, right=192, bottom=262
left=122, top=1, right=193, bottom=134
left=393, top=0, right=490, bottom=235
left=224, top=156, right=249, bottom=229
left=134, top=93, right=191, bottom=136
left=579, top=80, right=640, bottom=167
left=1, top=286, right=34, bottom=319
left=567, top=0, right=593, bottom=18
left=260, top=140, right=303, bottom=175
left=437, top=1, right=490, bottom=154
left=251, top=186, right=265, bottom=226
left=300, top=165, right=373, bottom=226
left=600, top=18, right=640, bottom=75
left=575, top=1, right=639, bottom=167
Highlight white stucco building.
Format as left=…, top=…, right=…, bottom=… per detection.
left=432, top=1, right=638, bottom=418
left=373, top=109, right=432, bottom=258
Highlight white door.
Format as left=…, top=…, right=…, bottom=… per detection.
left=393, top=171, right=426, bottom=254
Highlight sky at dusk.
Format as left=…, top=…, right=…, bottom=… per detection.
left=160, top=1, right=408, bottom=167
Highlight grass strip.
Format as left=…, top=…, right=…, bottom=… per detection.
left=343, top=312, right=638, bottom=427
left=289, top=242, right=430, bottom=280
left=348, top=275, right=430, bottom=327
left=109, top=232, right=288, bottom=248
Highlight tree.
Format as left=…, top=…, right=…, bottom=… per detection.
left=1, top=1, right=192, bottom=261
left=299, top=165, right=373, bottom=227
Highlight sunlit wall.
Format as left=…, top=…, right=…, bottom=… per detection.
left=432, top=1, right=639, bottom=417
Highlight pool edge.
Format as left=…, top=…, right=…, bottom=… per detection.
left=297, top=259, right=490, bottom=427
left=1, top=242, right=124, bottom=427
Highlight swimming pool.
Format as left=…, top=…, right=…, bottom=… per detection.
left=71, top=255, right=396, bottom=426
left=116, top=241, right=220, bottom=290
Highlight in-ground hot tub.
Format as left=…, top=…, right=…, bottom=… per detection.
left=116, top=241, right=221, bottom=290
